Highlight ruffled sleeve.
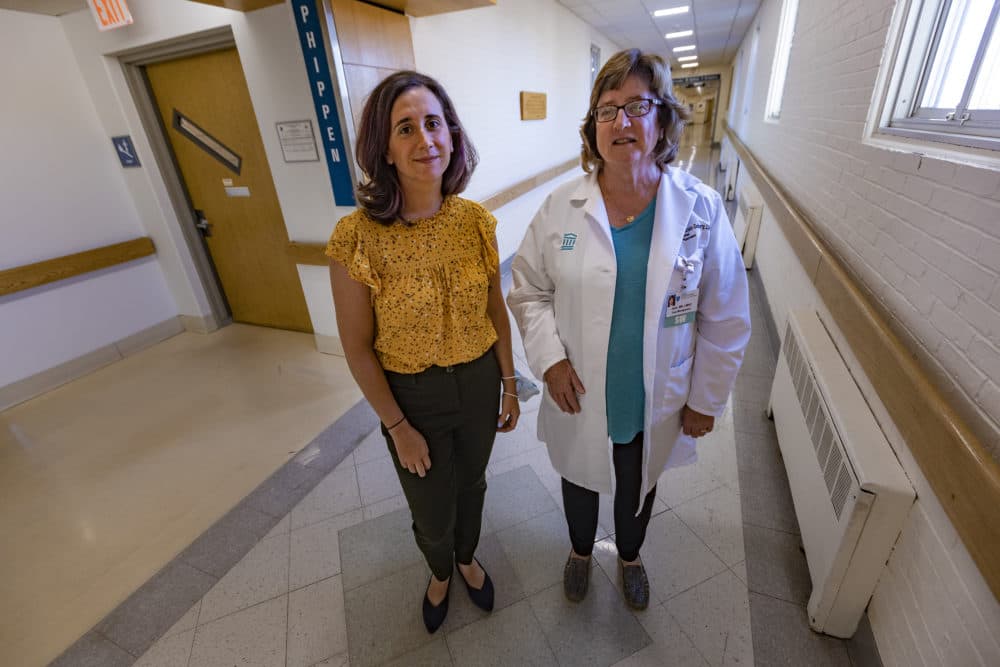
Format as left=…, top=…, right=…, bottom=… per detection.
left=325, top=213, right=381, bottom=294
left=474, top=206, right=499, bottom=277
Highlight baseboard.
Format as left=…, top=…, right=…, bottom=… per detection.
left=0, top=317, right=185, bottom=412
left=180, top=313, right=222, bottom=334
left=314, top=333, right=344, bottom=356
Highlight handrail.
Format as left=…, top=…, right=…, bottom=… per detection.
left=0, top=238, right=156, bottom=297
left=287, top=158, right=579, bottom=265
left=724, top=121, right=1000, bottom=601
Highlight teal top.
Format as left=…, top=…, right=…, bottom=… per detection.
left=606, top=195, right=656, bottom=444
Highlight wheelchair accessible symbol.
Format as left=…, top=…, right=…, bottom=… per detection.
left=112, top=135, right=141, bottom=168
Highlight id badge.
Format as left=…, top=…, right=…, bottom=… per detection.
left=663, top=289, right=698, bottom=328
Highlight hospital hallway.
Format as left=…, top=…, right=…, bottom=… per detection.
left=3, top=0, right=999, bottom=665
left=4, top=124, right=876, bottom=667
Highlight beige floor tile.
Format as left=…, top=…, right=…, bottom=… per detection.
left=356, top=453, right=404, bottom=507
left=162, top=600, right=201, bottom=640
left=361, top=492, right=410, bottom=520
left=287, top=575, right=348, bottom=667
left=636, top=511, right=729, bottom=603
left=0, top=324, right=359, bottom=667
left=188, top=595, right=287, bottom=667
left=352, top=427, right=389, bottom=465
left=265, top=513, right=291, bottom=540
left=198, top=533, right=289, bottom=625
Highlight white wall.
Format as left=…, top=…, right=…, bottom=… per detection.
left=0, top=10, right=176, bottom=387
left=410, top=0, right=619, bottom=219
left=731, top=0, right=1000, bottom=663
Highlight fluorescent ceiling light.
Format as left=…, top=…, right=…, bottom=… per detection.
left=672, top=45, right=696, bottom=52
left=654, top=6, right=689, bottom=17
left=665, top=30, right=694, bottom=39
left=677, top=55, right=698, bottom=62
left=681, top=63, right=699, bottom=68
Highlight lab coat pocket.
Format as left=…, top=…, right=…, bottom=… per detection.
left=659, top=354, right=694, bottom=417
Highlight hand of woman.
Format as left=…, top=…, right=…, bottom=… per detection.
left=682, top=405, right=715, bottom=438
left=497, top=393, right=520, bottom=432
left=390, top=421, right=432, bottom=477
left=543, top=359, right=586, bottom=414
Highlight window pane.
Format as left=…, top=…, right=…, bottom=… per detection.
left=969, top=14, right=1000, bottom=109
left=920, top=0, right=994, bottom=109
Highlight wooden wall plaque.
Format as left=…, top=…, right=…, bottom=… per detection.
left=520, top=91, right=547, bottom=120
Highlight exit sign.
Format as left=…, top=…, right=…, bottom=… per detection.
left=88, top=0, right=133, bottom=31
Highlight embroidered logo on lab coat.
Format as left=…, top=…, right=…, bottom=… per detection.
left=560, top=233, right=578, bottom=251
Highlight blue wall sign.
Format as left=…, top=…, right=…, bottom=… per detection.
left=291, top=0, right=355, bottom=206
left=111, top=135, right=140, bottom=167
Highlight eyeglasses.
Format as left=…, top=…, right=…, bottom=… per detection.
left=592, top=98, right=662, bottom=123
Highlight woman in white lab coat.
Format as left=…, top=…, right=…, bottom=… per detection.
left=507, top=49, right=750, bottom=610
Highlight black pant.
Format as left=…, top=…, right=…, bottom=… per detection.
left=562, top=432, right=656, bottom=562
left=382, top=349, right=500, bottom=581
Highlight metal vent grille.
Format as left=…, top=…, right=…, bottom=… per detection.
left=783, top=325, right=855, bottom=519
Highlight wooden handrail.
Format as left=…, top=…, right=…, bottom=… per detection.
left=724, top=122, right=1000, bottom=601
left=0, top=238, right=156, bottom=297
left=288, top=157, right=579, bottom=266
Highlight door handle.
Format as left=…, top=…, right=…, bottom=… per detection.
left=194, top=209, right=213, bottom=237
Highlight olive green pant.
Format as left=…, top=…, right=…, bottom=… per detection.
left=382, top=349, right=500, bottom=581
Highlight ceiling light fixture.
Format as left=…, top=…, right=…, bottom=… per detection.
left=673, top=45, right=696, bottom=52
left=681, top=62, right=699, bottom=68
left=653, top=6, right=689, bottom=17
left=677, top=55, right=698, bottom=62
left=665, top=30, right=694, bottom=39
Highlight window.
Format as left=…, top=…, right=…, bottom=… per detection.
left=738, top=24, right=760, bottom=135
left=591, top=44, right=601, bottom=88
left=765, top=0, right=799, bottom=121
left=880, top=0, right=1000, bottom=151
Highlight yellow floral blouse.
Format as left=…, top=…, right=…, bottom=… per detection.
left=326, top=196, right=500, bottom=374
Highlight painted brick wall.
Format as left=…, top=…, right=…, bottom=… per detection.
left=732, top=0, right=1000, bottom=664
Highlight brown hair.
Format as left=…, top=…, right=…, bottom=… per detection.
left=354, top=71, right=478, bottom=224
left=580, top=49, right=691, bottom=173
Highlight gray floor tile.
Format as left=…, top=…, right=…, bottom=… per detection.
left=484, top=465, right=559, bottom=532
left=134, top=629, right=194, bottom=667
left=177, top=501, right=277, bottom=578
left=199, top=533, right=289, bottom=625
left=635, top=511, right=729, bottom=603
left=446, top=600, right=557, bottom=666
left=243, top=460, right=327, bottom=518
left=357, top=454, right=405, bottom=507
left=188, top=595, right=288, bottom=667
left=665, top=569, right=753, bottom=667
left=440, top=532, right=525, bottom=634
left=294, top=400, right=380, bottom=473
left=530, top=567, right=651, bottom=667
left=344, top=561, right=434, bottom=667
left=738, top=468, right=801, bottom=535
left=339, top=506, right=423, bottom=591
left=50, top=632, right=135, bottom=667
left=743, top=523, right=812, bottom=606
left=749, top=592, right=852, bottom=667
left=352, top=427, right=390, bottom=465
left=613, top=603, right=708, bottom=667
left=383, top=637, right=453, bottom=666
left=290, top=509, right=363, bottom=590
left=732, top=373, right=774, bottom=411
left=733, top=400, right=778, bottom=438
left=733, top=429, right=788, bottom=483
left=95, top=560, right=217, bottom=657
left=495, top=509, right=573, bottom=596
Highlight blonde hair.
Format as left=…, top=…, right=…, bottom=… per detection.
left=580, top=49, right=691, bottom=174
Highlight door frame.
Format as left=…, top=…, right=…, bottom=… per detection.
left=118, top=27, right=241, bottom=332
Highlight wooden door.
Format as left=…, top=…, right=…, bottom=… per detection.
left=146, top=48, right=313, bottom=332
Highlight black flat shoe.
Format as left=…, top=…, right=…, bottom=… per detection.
left=458, top=558, right=495, bottom=612
left=422, top=577, right=450, bottom=633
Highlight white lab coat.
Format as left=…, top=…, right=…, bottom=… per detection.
left=507, top=167, right=751, bottom=505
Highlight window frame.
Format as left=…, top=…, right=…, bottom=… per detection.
left=764, top=0, right=799, bottom=122
left=877, top=0, right=1000, bottom=152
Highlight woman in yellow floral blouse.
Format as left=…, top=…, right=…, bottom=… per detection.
left=327, top=71, right=519, bottom=634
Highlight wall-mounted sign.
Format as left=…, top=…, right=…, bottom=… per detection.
left=88, top=0, right=133, bottom=31
left=111, top=135, right=140, bottom=167
left=673, top=74, right=721, bottom=87
left=172, top=109, right=242, bottom=175
left=291, top=0, right=355, bottom=206
left=520, top=92, right=547, bottom=120
left=276, top=120, right=320, bottom=163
